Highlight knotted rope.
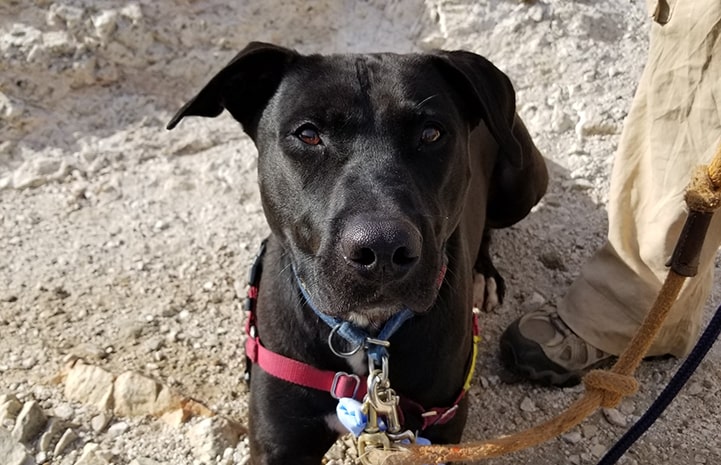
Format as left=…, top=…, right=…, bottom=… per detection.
left=364, top=140, right=721, bottom=465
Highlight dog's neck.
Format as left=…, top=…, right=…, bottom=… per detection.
left=293, top=265, right=416, bottom=367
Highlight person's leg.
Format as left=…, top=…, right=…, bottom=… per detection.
left=501, top=0, right=721, bottom=386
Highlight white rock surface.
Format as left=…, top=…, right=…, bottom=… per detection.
left=602, top=407, right=628, bottom=428
left=1, top=0, right=721, bottom=464
left=129, top=459, right=162, bottom=465
left=75, top=443, right=112, bottom=465
left=0, top=394, right=23, bottom=425
left=107, top=421, right=129, bottom=438
left=520, top=396, right=538, bottom=413
left=90, top=413, right=111, bottom=433
left=53, top=428, right=78, bottom=456
left=63, top=363, right=114, bottom=411
left=114, top=370, right=184, bottom=417
left=188, top=417, right=243, bottom=464
left=0, top=427, right=34, bottom=465
left=12, top=401, right=47, bottom=444
left=38, top=418, right=64, bottom=453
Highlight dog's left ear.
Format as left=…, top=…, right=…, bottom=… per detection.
left=166, top=42, right=298, bottom=139
left=434, top=50, right=548, bottom=228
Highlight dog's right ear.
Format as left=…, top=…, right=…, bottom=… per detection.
left=433, top=50, right=548, bottom=228
left=166, top=42, right=298, bottom=138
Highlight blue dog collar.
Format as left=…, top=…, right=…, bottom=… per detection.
left=292, top=267, right=415, bottom=365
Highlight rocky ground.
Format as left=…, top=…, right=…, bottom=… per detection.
left=2, top=1, right=721, bottom=464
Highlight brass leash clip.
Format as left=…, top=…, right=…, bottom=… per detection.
left=357, top=352, right=415, bottom=464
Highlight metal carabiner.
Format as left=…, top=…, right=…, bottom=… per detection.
left=366, top=353, right=390, bottom=384
left=357, top=431, right=392, bottom=464
left=356, top=336, right=416, bottom=463
left=327, top=324, right=364, bottom=358
left=367, top=385, right=402, bottom=433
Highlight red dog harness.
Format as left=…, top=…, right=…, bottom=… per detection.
left=243, top=241, right=480, bottom=432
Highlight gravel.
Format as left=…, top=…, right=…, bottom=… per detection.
left=2, top=0, right=721, bottom=464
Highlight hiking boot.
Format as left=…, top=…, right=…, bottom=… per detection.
left=500, top=308, right=613, bottom=387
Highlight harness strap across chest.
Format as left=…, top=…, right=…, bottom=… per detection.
left=243, top=240, right=480, bottom=432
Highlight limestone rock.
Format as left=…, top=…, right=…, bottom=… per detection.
left=11, top=157, right=70, bottom=190
left=520, top=396, right=538, bottom=413
left=113, top=371, right=181, bottom=417
left=92, top=10, right=118, bottom=41
left=0, top=394, right=23, bottom=425
left=53, top=404, right=74, bottom=421
left=35, top=451, right=47, bottom=465
left=68, top=343, right=107, bottom=361
left=61, top=362, right=211, bottom=423
left=53, top=428, right=78, bottom=456
left=46, top=3, right=85, bottom=30
left=107, top=421, right=129, bottom=438
left=0, top=91, right=24, bottom=122
left=187, top=417, right=243, bottom=464
left=160, top=408, right=189, bottom=427
left=41, top=31, right=75, bottom=55
left=90, top=413, right=111, bottom=433
left=520, top=292, right=546, bottom=313
left=154, top=385, right=183, bottom=414
left=38, top=419, right=65, bottom=453
left=75, top=443, right=112, bottom=465
left=64, top=362, right=114, bottom=411
left=129, top=459, right=162, bottom=465
left=112, top=372, right=157, bottom=417
left=562, top=431, right=582, bottom=444
left=0, top=428, right=34, bottom=465
left=12, top=401, right=47, bottom=444
left=602, top=407, right=628, bottom=428
left=591, top=443, right=608, bottom=458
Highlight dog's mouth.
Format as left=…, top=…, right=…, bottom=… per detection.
left=293, top=251, right=445, bottom=330
left=345, top=307, right=403, bottom=332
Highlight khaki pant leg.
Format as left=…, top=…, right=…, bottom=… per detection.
left=558, top=0, right=721, bottom=357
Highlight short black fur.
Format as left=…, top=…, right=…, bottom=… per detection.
left=168, top=42, right=547, bottom=465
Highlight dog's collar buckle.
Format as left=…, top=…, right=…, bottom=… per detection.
left=365, top=337, right=391, bottom=349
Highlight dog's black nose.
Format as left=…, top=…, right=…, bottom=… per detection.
left=340, top=218, right=422, bottom=281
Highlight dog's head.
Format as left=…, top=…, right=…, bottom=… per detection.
left=168, top=42, right=543, bottom=327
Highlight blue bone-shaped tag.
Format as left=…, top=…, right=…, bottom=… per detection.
left=336, top=397, right=368, bottom=437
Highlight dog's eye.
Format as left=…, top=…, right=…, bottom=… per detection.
left=420, top=125, right=442, bottom=145
left=295, top=124, right=322, bottom=146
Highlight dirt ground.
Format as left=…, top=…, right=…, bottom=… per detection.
left=2, top=1, right=721, bottom=464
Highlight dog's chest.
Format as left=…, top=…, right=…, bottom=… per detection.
left=346, top=351, right=368, bottom=376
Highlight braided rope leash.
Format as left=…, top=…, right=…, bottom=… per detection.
left=365, top=141, right=721, bottom=465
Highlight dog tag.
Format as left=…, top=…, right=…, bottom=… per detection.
left=336, top=397, right=367, bottom=437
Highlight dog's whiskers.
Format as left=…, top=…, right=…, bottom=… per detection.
left=415, top=94, right=439, bottom=110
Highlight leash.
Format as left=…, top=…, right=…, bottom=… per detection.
left=597, top=300, right=721, bottom=465
left=363, top=141, right=721, bottom=464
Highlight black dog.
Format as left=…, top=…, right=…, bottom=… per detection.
left=168, top=42, right=547, bottom=465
